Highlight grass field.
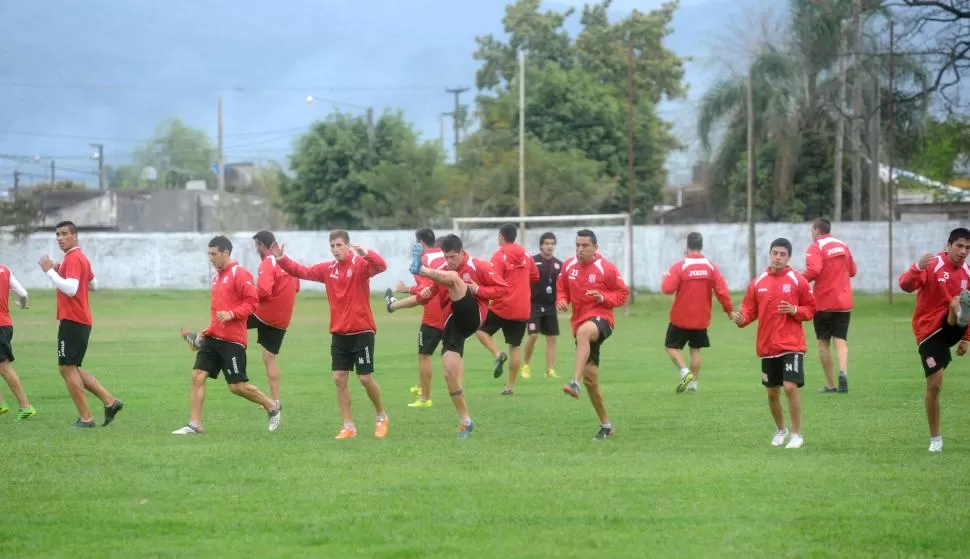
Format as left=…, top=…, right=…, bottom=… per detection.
left=1, top=289, right=969, bottom=558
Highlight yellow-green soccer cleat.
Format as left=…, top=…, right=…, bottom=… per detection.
left=17, top=406, right=36, bottom=421
left=409, top=386, right=423, bottom=397
left=407, top=399, right=432, bottom=408
left=0, top=403, right=8, bottom=415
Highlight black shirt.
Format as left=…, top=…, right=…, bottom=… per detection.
left=532, top=254, right=562, bottom=308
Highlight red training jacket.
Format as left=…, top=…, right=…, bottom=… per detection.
left=661, top=254, right=733, bottom=330
left=202, top=262, right=259, bottom=347
left=488, top=243, right=539, bottom=321
left=0, top=265, right=13, bottom=327
left=737, top=266, right=816, bottom=358
left=557, top=255, right=629, bottom=336
left=428, top=253, right=510, bottom=325
left=411, top=248, right=447, bottom=330
left=279, top=250, right=387, bottom=335
left=803, top=234, right=857, bottom=311
left=899, top=252, right=970, bottom=345
left=254, top=255, right=300, bottom=330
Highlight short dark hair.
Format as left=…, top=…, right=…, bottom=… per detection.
left=209, top=235, right=233, bottom=253
left=499, top=223, right=517, bottom=243
left=687, top=232, right=703, bottom=251
left=252, top=230, right=275, bottom=248
left=813, top=218, right=832, bottom=235
left=577, top=229, right=597, bottom=245
left=55, top=220, right=78, bottom=234
left=415, top=228, right=435, bottom=247
left=539, top=232, right=557, bottom=245
left=948, top=227, right=970, bottom=244
left=770, top=237, right=792, bottom=256
left=330, top=230, right=350, bottom=243
left=439, top=234, right=463, bottom=253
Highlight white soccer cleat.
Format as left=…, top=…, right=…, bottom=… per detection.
left=771, top=428, right=789, bottom=447
left=929, top=437, right=943, bottom=453
left=687, top=380, right=698, bottom=393
left=785, top=433, right=804, bottom=449
left=958, top=291, right=970, bottom=328
left=172, top=425, right=202, bottom=435
left=268, top=402, right=282, bottom=433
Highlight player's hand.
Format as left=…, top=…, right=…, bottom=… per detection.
left=395, top=280, right=410, bottom=294
left=269, top=242, right=285, bottom=259
left=15, top=297, right=27, bottom=310
left=419, top=286, right=433, bottom=300
left=215, top=311, right=233, bottom=323
left=465, top=281, right=479, bottom=295
left=957, top=341, right=968, bottom=357
left=586, top=290, right=604, bottom=304
left=777, top=301, right=797, bottom=316
left=556, top=301, right=569, bottom=312
left=52, top=262, right=60, bottom=273
left=731, top=311, right=745, bottom=325
left=351, top=244, right=367, bottom=256
left=917, top=253, right=936, bottom=270
left=38, top=255, right=55, bottom=273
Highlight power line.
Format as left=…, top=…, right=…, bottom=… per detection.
left=0, top=82, right=452, bottom=92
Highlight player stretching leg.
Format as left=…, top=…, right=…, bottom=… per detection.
left=0, top=264, right=36, bottom=420
left=523, top=233, right=562, bottom=380
left=558, top=230, right=629, bottom=440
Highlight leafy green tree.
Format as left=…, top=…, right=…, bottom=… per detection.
left=131, top=117, right=216, bottom=189
left=359, top=141, right=450, bottom=229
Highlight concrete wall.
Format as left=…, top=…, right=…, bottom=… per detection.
left=0, top=221, right=956, bottom=292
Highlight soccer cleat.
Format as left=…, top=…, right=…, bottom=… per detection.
left=180, top=329, right=202, bottom=352
left=457, top=420, right=474, bottom=440
left=409, top=385, right=423, bottom=397
left=335, top=426, right=357, bottom=440
left=172, top=424, right=202, bottom=435
left=818, top=386, right=838, bottom=394
left=374, top=416, right=389, bottom=439
left=103, top=400, right=124, bottom=426
left=838, top=374, right=848, bottom=393
left=771, top=428, right=789, bottom=447
left=0, top=403, right=8, bottom=415
left=563, top=380, right=581, bottom=399
left=929, top=437, right=943, bottom=453
left=16, top=406, right=36, bottom=421
left=384, top=288, right=397, bottom=313
left=72, top=418, right=96, bottom=429
left=520, top=364, right=532, bottom=379
left=545, top=368, right=558, bottom=379
left=500, top=388, right=514, bottom=396
left=958, top=290, right=970, bottom=328
left=676, top=372, right=695, bottom=394
left=785, top=433, right=804, bottom=449
left=593, top=426, right=615, bottom=441
left=687, top=381, right=698, bottom=393
left=408, top=243, right=424, bottom=275
left=407, top=399, right=432, bottom=408
left=268, top=403, right=282, bottom=433
left=493, top=352, right=508, bottom=378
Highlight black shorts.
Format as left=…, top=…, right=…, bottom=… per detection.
left=481, top=310, right=527, bottom=347
left=57, top=320, right=91, bottom=367
left=194, top=338, right=248, bottom=384
left=0, top=326, right=13, bottom=363
left=576, top=317, right=613, bottom=367
left=664, top=323, right=710, bottom=350
left=332, top=332, right=375, bottom=374
left=528, top=305, right=560, bottom=337
left=247, top=314, right=287, bottom=355
left=441, top=292, right=482, bottom=357
left=813, top=311, right=851, bottom=341
left=418, top=324, right=443, bottom=356
left=761, top=353, right=805, bottom=388
left=919, top=320, right=969, bottom=377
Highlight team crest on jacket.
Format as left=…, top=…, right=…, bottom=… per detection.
left=587, top=274, right=596, bottom=284
left=554, top=263, right=561, bottom=270
left=462, top=273, right=472, bottom=282
left=783, top=284, right=791, bottom=293
left=347, top=269, right=353, bottom=278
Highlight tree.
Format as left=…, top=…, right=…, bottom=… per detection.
left=130, top=118, right=216, bottom=189
left=894, top=1, right=970, bottom=111
left=906, top=115, right=970, bottom=185
left=359, top=141, right=450, bottom=229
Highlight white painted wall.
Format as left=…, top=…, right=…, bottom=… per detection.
left=0, top=221, right=958, bottom=293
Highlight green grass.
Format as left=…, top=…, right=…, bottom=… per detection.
left=2, top=290, right=969, bottom=558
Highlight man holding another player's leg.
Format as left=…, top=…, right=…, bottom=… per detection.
left=522, top=232, right=561, bottom=381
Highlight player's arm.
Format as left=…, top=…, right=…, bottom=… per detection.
left=899, top=254, right=933, bottom=293
left=361, top=248, right=387, bottom=277
left=734, top=282, right=758, bottom=327
left=660, top=262, right=681, bottom=295
left=228, top=270, right=259, bottom=320
left=599, top=264, right=630, bottom=308
left=791, top=276, right=817, bottom=322
left=848, top=248, right=858, bottom=278
left=803, top=243, right=822, bottom=282
left=255, top=257, right=276, bottom=300
left=8, top=272, right=28, bottom=309
left=712, top=266, right=734, bottom=314
left=44, top=257, right=80, bottom=297
left=528, top=257, right=539, bottom=283
left=556, top=265, right=571, bottom=309
left=277, top=254, right=331, bottom=283
left=474, top=262, right=511, bottom=300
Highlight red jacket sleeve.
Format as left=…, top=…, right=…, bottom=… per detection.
left=362, top=250, right=387, bottom=277
left=556, top=265, right=570, bottom=305
left=660, top=261, right=680, bottom=295
left=737, top=281, right=758, bottom=328
left=256, top=257, right=276, bottom=301
left=898, top=262, right=926, bottom=293
left=803, top=243, right=822, bottom=282
left=411, top=275, right=436, bottom=303
left=793, top=275, right=816, bottom=322
left=600, top=263, right=630, bottom=308
left=278, top=255, right=332, bottom=283
left=528, top=257, right=539, bottom=283
left=848, top=248, right=858, bottom=278
left=713, top=266, right=733, bottom=313
left=229, top=268, right=259, bottom=320
left=475, top=260, right=510, bottom=300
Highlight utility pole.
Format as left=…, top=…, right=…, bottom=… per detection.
left=445, top=86, right=469, bottom=163
left=366, top=107, right=375, bottom=158
left=888, top=20, right=896, bottom=304
left=91, top=143, right=104, bottom=189
left=626, top=45, right=636, bottom=305
left=746, top=65, right=756, bottom=280
left=217, top=95, right=225, bottom=192
left=850, top=0, right=863, bottom=221
left=50, top=160, right=55, bottom=186
left=834, top=32, right=847, bottom=222
left=12, top=170, right=19, bottom=199
left=518, top=49, right=526, bottom=239
left=439, top=114, right=446, bottom=150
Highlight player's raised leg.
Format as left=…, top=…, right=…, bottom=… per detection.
left=0, top=361, right=34, bottom=419
left=563, top=320, right=598, bottom=399
left=77, top=367, right=124, bottom=426
left=262, top=348, right=281, bottom=402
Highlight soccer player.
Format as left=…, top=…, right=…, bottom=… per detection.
left=661, top=232, right=733, bottom=394
left=731, top=238, right=816, bottom=450
left=384, top=228, right=445, bottom=408
left=475, top=223, right=538, bottom=394
left=172, top=236, right=282, bottom=435
left=39, top=220, right=124, bottom=428
left=803, top=218, right=857, bottom=393
left=0, top=264, right=36, bottom=420
left=898, top=227, right=970, bottom=453
left=272, top=231, right=389, bottom=440
left=522, top=232, right=562, bottom=381
left=407, top=234, right=509, bottom=438
left=558, top=229, right=629, bottom=441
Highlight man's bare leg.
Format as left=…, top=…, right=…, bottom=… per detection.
left=524, top=333, right=539, bottom=367
left=545, top=335, right=557, bottom=374
left=817, top=339, right=836, bottom=389
left=582, top=364, right=609, bottom=425
left=783, top=381, right=802, bottom=434
left=59, top=365, right=93, bottom=422
left=0, top=361, right=31, bottom=408
left=505, top=345, right=521, bottom=390
left=833, top=338, right=849, bottom=377
left=390, top=295, right=420, bottom=312
left=359, top=373, right=385, bottom=416
left=766, top=387, right=784, bottom=430
left=689, top=348, right=702, bottom=381
left=189, top=369, right=208, bottom=428
left=262, top=349, right=281, bottom=402
left=442, top=351, right=470, bottom=421
left=227, top=382, right=275, bottom=410
left=417, top=353, right=433, bottom=402
left=77, top=368, right=117, bottom=406
left=926, top=370, right=943, bottom=437
left=332, top=370, right=353, bottom=425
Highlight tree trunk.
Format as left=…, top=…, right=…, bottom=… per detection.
left=868, top=82, right=881, bottom=220
left=834, top=34, right=847, bottom=221
left=850, top=0, right=863, bottom=221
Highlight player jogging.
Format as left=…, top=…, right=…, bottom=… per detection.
left=39, top=220, right=124, bottom=428
left=732, top=238, right=816, bottom=449
left=272, top=231, right=389, bottom=440
left=558, top=229, right=629, bottom=441
left=661, top=232, right=733, bottom=394
left=408, top=234, right=510, bottom=438
left=0, top=264, right=36, bottom=420
left=522, top=232, right=561, bottom=381
left=384, top=228, right=445, bottom=408
left=898, top=227, right=970, bottom=453
left=803, top=218, right=857, bottom=393
left=475, top=223, right=538, bottom=394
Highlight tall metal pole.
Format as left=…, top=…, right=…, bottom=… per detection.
left=91, top=143, right=104, bottom=189
left=445, top=86, right=469, bottom=163
left=518, top=49, right=526, bottom=238
left=50, top=160, right=55, bottom=186
left=834, top=32, right=847, bottom=221
left=217, top=96, right=225, bottom=192
left=888, top=20, right=896, bottom=304
left=746, top=65, right=757, bottom=279
left=626, top=46, right=636, bottom=303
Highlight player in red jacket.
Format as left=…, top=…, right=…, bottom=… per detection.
left=475, top=223, right=539, bottom=394
left=557, top=229, right=629, bottom=441
left=661, top=232, right=733, bottom=394
left=273, top=230, right=388, bottom=440
left=0, top=264, right=35, bottom=420
left=732, top=238, right=816, bottom=450
left=172, top=236, right=281, bottom=435
left=803, top=218, right=857, bottom=393
left=898, top=227, right=970, bottom=453
left=408, top=233, right=510, bottom=439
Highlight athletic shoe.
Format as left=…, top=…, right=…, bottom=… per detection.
left=180, top=329, right=202, bottom=352
left=929, top=437, right=943, bottom=453
left=676, top=372, right=694, bottom=394
left=0, top=403, right=7, bottom=415
left=407, top=399, right=432, bottom=408
left=818, top=386, right=838, bottom=393
left=771, top=428, right=789, bottom=447
left=687, top=381, right=698, bottom=393
left=457, top=420, right=474, bottom=440
left=384, top=288, right=396, bottom=313
left=16, top=406, right=36, bottom=421
left=958, top=290, right=970, bottom=328
left=545, top=368, right=558, bottom=379
left=409, top=385, right=423, bottom=397
left=335, top=426, right=357, bottom=440
left=172, top=424, right=202, bottom=435
left=500, top=388, right=513, bottom=396
left=838, top=374, right=848, bottom=393
left=493, top=352, right=508, bottom=378
left=408, top=243, right=423, bottom=275
left=103, top=400, right=124, bottom=426
left=785, top=433, right=804, bottom=449
left=593, top=426, right=615, bottom=441
left=563, top=380, right=581, bottom=399
left=268, top=402, right=282, bottom=433
left=520, top=364, right=532, bottom=379
left=374, top=416, right=389, bottom=439
left=72, top=419, right=96, bottom=429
